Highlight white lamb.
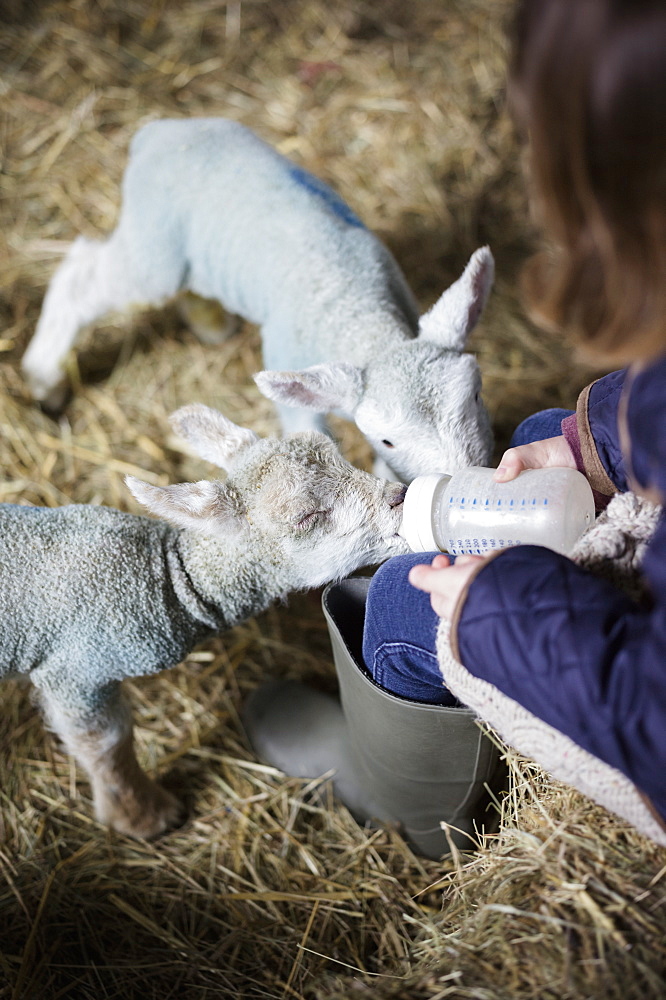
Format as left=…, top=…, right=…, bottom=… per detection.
left=22, top=117, right=494, bottom=482
left=0, top=403, right=407, bottom=838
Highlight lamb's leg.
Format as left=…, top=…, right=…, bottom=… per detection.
left=273, top=402, right=329, bottom=436
left=372, top=455, right=402, bottom=482
left=40, top=685, right=184, bottom=839
left=258, top=334, right=332, bottom=438
left=176, top=291, right=241, bottom=345
left=22, top=232, right=170, bottom=411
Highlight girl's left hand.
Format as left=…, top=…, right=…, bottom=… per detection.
left=408, top=553, right=488, bottom=620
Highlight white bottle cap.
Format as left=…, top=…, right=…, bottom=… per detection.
left=398, top=474, right=451, bottom=552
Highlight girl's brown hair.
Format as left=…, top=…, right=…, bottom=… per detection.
left=509, top=0, right=666, bottom=361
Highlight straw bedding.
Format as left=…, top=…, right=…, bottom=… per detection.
left=1, top=1, right=665, bottom=997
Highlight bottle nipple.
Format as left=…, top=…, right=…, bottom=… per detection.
left=398, top=474, right=451, bottom=552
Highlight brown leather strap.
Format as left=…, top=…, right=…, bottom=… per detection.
left=576, top=381, right=619, bottom=498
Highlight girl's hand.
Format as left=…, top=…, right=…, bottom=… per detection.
left=494, top=435, right=577, bottom=482
left=408, top=553, right=487, bottom=621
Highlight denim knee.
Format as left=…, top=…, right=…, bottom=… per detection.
left=362, top=553, right=458, bottom=706
left=510, top=408, right=573, bottom=448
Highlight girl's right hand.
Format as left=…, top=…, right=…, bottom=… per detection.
left=408, top=553, right=487, bottom=621
left=494, top=435, right=578, bottom=482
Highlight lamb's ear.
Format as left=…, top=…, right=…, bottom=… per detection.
left=418, top=246, right=494, bottom=351
left=169, top=404, right=258, bottom=471
left=254, top=363, right=364, bottom=414
left=125, top=476, right=243, bottom=533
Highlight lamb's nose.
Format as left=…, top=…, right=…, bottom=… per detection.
left=388, top=484, right=407, bottom=508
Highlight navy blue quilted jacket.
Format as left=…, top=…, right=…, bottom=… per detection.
left=451, top=354, right=666, bottom=823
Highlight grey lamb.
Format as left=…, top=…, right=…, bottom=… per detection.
left=0, top=404, right=407, bottom=838
left=22, top=117, right=494, bottom=482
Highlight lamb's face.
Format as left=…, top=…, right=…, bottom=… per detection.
left=128, top=406, right=406, bottom=586
left=231, top=432, right=409, bottom=586
left=354, top=342, right=493, bottom=482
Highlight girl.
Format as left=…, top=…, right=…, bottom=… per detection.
left=245, top=0, right=666, bottom=855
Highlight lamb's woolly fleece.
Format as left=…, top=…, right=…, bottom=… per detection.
left=118, top=118, right=419, bottom=370
left=23, top=117, right=495, bottom=481
left=1, top=503, right=254, bottom=713
left=0, top=426, right=407, bottom=719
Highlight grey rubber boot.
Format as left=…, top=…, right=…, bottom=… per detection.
left=243, top=577, right=507, bottom=859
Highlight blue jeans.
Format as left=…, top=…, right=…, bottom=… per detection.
left=362, top=408, right=572, bottom=705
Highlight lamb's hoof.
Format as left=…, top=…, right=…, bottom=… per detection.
left=98, top=782, right=186, bottom=839
left=23, top=372, right=71, bottom=417
left=39, top=384, right=72, bottom=419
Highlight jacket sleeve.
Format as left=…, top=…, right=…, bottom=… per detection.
left=622, top=359, right=666, bottom=501
left=567, top=369, right=629, bottom=497
left=452, top=513, right=666, bottom=820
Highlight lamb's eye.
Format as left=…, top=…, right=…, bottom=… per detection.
left=382, top=439, right=394, bottom=449
left=295, top=510, right=325, bottom=530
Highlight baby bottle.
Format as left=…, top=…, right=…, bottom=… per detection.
left=399, top=467, right=595, bottom=556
